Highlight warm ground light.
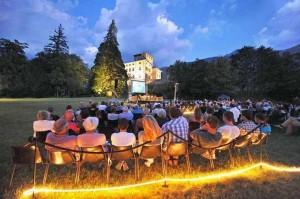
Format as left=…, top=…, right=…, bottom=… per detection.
left=1, top=98, right=300, bottom=199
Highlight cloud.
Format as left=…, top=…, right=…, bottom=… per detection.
left=94, top=0, right=190, bottom=66
left=255, top=0, right=300, bottom=49
left=0, top=0, right=94, bottom=64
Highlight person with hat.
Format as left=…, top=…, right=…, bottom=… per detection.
left=45, top=118, right=77, bottom=151
left=77, top=117, right=106, bottom=147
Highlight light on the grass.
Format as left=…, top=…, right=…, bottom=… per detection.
left=21, top=162, right=300, bottom=197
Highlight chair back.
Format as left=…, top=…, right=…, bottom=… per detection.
left=251, top=133, right=267, bottom=145
left=80, top=146, right=105, bottom=163
left=110, top=145, right=135, bottom=160
left=217, top=137, right=233, bottom=150
left=234, top=134, right=252, bottom=148
left=47, top=151, right=76, bottom=165
left=11, top=145, right=42, bottom=164
left=140, top=144, right=162, bottom=159
left=36, top=130, right=51, bottom=142
left=167, top=142, right=188, bottom=156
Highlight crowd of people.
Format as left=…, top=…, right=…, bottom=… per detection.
left=32, top=98, right=300, bottom=170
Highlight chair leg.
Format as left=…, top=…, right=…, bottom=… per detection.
left=185, top=154, right=191, bottom=174
left=228, top=148, right=234, bottom=167
left=43, top=164, right=50, bottom=185
left=9, top=164, right=17, bottom=188
left=247, top=146, right=253, bottom=163
left=75, top=163, right=80, bottom=184
left=107, top=159, right=110, bottom=184
left=161, top=156, right=165, bottom=178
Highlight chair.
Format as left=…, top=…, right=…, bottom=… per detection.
left=165, top=142, right=191, bottom=174
left=79, top=146, right=108, bottom=183
left=109, top=145, right=139, bottom=183
left=233, top=134, right=253, bottom=163
left=43, top=150, right=80, bottom=184
left=9, top=145, right=43, bottom=187
left=250, top=133, right=268, bottom=162
left=36, top=130, right=51, bottom=143
left=139, top=144, right=165, bottom=179
left=216, top=138, right=235, bottom=167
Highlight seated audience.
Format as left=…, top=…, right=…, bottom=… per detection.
left=47, top=107, right=59, bottom=121
left=33, top=110, right=55, bottom=141
left=135, top=107, right=150, bottom=133
left=218, top=111, right=240, bottom=140
left=229, top=103, right=241, bottom=123
left=189, top=106, right=204, bottom=132
left=190, top=116, right=222, bottom=159
left=111, top=118, right=136, bottom=171
left=45, top=118, right=77, bottom=151
left=162, top=107, right=189, bottom=165
left=138, top=115, right=162, bottom=167
left=255, top=113, right=272, bottom=135
left=77, top=117, right=106, bottom=147
left=238, top=110, right=259, bottom=136
left=64, top=110, right=80, bottom=135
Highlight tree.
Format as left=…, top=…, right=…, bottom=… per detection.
left=0, top=38, right=29, bottom=96
left=44, top=24, right=69, bottom=54
left=91, top=20, right=128, bottom=97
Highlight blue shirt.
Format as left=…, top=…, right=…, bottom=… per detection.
left=260, top=124, right=271, bottom=135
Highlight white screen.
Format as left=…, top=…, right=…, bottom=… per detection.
left=131, top=81, right=146, bottom=93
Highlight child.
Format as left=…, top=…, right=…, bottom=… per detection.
left=255, top=113, right=272, bottom=135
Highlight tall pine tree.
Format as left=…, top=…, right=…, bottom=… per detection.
left=91, top=20, right=128, bottom=97
left=44, top=24, right=69, bottom=54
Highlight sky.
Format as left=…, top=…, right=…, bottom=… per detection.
left=0, top=0, right=299, bottom=67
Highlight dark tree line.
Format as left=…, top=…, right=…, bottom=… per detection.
left=149, top=46, right=300, bottom=101
left=0, top=21, right=128, bottom=98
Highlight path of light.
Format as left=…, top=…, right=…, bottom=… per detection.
left=22, top=162, right=300, bottom=197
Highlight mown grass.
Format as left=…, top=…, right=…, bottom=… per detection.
left=0, top=98, right=300, bottom=199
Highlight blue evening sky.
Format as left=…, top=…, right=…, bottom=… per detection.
left=1, top=0, right=299, bottom=67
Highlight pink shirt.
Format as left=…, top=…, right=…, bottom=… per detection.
left=45, top=132, right=77, bottom=151
left=77, top=133, right=106, bottom=147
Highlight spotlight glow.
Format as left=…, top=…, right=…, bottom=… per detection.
left=22, top=162, right=300, bottom=198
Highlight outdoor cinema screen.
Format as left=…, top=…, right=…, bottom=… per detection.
left=131, top=80, right=146, bottom=94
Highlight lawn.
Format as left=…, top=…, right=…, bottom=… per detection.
left=0, top=97, right=300, bottom=199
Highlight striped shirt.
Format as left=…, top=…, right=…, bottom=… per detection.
left=162, top=116, right=189, bottom=143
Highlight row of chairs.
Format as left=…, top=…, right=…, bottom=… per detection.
left=9, top=132, right=267, bottom=187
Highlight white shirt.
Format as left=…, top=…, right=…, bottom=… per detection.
left=107, top=113, right=119, bottom=120
left=218, top=125, right=240, bottom=140
left=111, top=131, right=136, bottom=146
left=77, top=133, right=106, bottom=147
left=97, top=105, right=107, bottom=111
left=118, top=111, right=134, bottom=121
left=229, top=107, right=241, bottom=123
left=33, top=120, right=55, bottom=137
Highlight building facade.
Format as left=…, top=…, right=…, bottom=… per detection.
left=124, top=52, right=162, bottom=83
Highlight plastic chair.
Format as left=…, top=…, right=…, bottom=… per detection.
left=9, top=145, right=43, bottom=187
left=139, top=144, right=165, bottom=178
left=216, top=137, right=235, bottom=166
left=43, top=150, right=80, bottom=184
left=79, top=146, right=108, bottom=183
left=251, top=133, right=268, bottom=162
left=233, top=134, right=253, bottom=163
left=165, top=142, right=191, bottom=175
left=109, top=145, right=139, bottom=183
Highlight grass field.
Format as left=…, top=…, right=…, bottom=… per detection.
left=1, top=97, right=300, bottom=199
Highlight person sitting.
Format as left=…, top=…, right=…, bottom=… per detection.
left=118, top=106, right=134, bottom=121
left=218, top=111, right=240, bottom=140
left=135, top=107, right=150, bottom=133
left=255, top=113, right=272, bottom=135
left=33, top=110, right=55, bottom=141
left=47, top=107, right=59, bottom=121
left=190, top=116, right=222, bottom=159
left=64, top=110, right=80, bottom=135
left=238, top=110, right=260, bottom=136
left=162, top=106, right=189, bottom=166
left=111, top=118, right=136, bottom=171
left=77, top=117, right=106, bottom=148
left=274, top=113, right=300, bottom=135
left=229, top=103, right=241, bottom=123
left=189, top=106, right=205, bottom=132
left=45, top=118, right=77, bottom=151
left=138, top=115, right=162, bottom=167
left=155, top=108, right=169, bottom=127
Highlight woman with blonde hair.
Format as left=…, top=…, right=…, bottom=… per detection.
left=138, top=115, right=162, bottom=167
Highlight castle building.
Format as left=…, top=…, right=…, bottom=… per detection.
left=124, top=52, right=162, bottom=83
